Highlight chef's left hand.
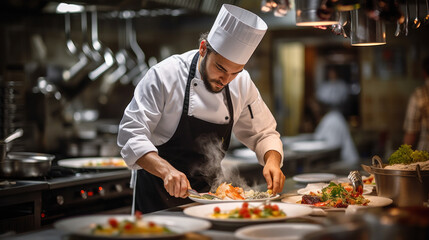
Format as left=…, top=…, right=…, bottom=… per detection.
left=262, top=150, right=285, bottom=194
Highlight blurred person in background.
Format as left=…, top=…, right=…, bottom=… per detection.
left=311, top=67, right=359, bottom=167
left=403, top=56, right=429, bottom=151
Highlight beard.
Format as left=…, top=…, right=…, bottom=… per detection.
left=200, top=53, right=224, bottom=94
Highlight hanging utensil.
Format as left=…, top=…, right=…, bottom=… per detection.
left=405, top=0, right=410, bottom=36
left=424, top=0, right=429, bottom=24
left=395, top=19, right=402, bottom=36
left=413, top=0, right=421, bottom=28
left=81, top=11, right=103, bottom=65
left=120, top=17, right=148, bottom=85
left=63, top=12, right=89, bottom=82
left=0, top=128, right=23, bottom=161
left=99, top=18, right=134, bottom=101
left=88, top=9, right=116, bottom=80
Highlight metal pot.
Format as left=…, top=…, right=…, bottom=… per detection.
left=361, top=155, right=429, bottom=207
left=0, top=152, right=55, bottom=178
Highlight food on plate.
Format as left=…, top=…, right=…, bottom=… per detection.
left=83, top=158, right=127, bottom=167
left=192, top=182, right=274, bottom=200
left=363, top=174, right=375, bottom=185
left=91, top=212, right=173, bottom=236
left=387, top=145, right=429, bottom=170
left=211, top=202, right=286, bottom=219
left=299, top=182, right=370, bottom=208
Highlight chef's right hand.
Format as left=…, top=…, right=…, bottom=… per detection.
left=163, top=169, right=191, bottom=198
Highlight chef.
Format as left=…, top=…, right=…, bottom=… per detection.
left=118, top=4, right=285, bottom=213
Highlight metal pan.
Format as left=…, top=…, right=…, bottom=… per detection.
left=0, top=152, right=55, bottom=178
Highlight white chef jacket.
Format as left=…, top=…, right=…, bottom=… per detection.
left=117, top=50, right=283, bottom=170
left=314, top=110, right=359, bottom=165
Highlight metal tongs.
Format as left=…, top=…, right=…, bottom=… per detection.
left=348, top=171, right=364, bottom=195
left=188, top=189, right=220, bottom=200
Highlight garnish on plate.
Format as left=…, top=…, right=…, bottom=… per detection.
left=299, top=182, right=370, bottom=208
left=210, top=202, right=286, bottom=219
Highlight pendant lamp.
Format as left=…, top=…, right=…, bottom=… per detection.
left=351, top=8, right=386, bottom=46
left=295, top=0, right=339, bottom=26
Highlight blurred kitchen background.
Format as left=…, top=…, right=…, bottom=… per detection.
left=1, top=0, right=428, bottom=167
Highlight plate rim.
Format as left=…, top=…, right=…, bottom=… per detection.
left=57, top=157, right=128, bottom=169
left=292, top=173, right=337, bottom=183
left=234, top=222, right=324, bottom=240
left=54, top=214, right=211, bottom=239
left=183, top=202, right=313, bottom=223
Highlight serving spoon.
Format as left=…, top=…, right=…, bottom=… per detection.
left=188, top=189, right=220, bottom=200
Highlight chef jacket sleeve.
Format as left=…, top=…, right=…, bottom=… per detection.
left=117, top=67, right=164, bottom=169
left=232, top=73, right=284, bottom=167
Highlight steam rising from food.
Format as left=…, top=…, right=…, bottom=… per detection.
left=191, top=134, right=251, bottom=192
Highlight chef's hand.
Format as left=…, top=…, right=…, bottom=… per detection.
left=136, top=152, right=191, bottom=198
left=262, top=150, right=285, bottom=195
left=163, top=169, right=191, bottom=198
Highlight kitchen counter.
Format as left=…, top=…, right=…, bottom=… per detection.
left=3, top=177, right=428, bottom=240
left=0, top=179, right=333, bottom=240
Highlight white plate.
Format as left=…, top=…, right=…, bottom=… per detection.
left=54, top=215, right=211, bottom=239
left=189, top=193, right=280, bottom=204
left=296, top=183, right=373, bottom=195
left=183, top=202, right=313, bottom=225
left=232, top=148, right=257, bottom=159
left=57, top=157, right=128, bottom=170
left=288, top=141, right=334, bottom=152
left=235, top=223, right=323, bottom=240
left=292, top=173, right=337, bottom=183
left=281, top=195, right=393, bottom=211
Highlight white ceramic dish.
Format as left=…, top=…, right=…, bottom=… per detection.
left=281, top=195, right=393, bottom=211
left=288, top=140, right=335, bottom=152
left=183, top=202, right=313, bottom=226
left=232, top=148, right=257, bottom=159
left=57, top=157, right=128, bottom=170
left=292, top=173, right=337, bottom=183
left=189, top=193, right=280, bottom=204
left=235, top=223, right=323, bottom=240
left=54, top=215, right=211, bottom=239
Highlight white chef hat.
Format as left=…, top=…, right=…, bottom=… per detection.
left=207, top=4, right=267, bottom=65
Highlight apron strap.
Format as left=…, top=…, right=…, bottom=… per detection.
left=183, top=52, right=200, bottom=115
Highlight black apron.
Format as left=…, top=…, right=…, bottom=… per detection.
left=135, top=52, right=234, bottom=213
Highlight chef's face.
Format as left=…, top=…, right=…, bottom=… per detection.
left=199, top=41, right=244, bottom=93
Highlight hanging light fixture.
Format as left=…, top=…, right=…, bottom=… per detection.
left=350, top=8, right=386, bottom=46
left=295, top=0, right=339, bottom=26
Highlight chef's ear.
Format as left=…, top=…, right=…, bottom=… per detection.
left=199, top=40, right=207, bottom=57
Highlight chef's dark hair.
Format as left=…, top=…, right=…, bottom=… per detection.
left=199, top=32, right=218, bottom=55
